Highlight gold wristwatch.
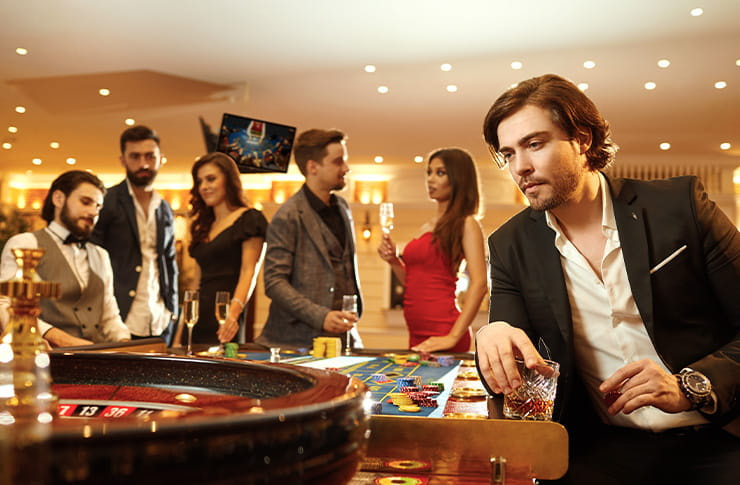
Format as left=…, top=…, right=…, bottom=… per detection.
left=676, top=368, right=712, bottom=410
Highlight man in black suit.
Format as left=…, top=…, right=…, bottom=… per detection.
left=92, top=126, right=178, bottom=344
left=476, top=74, right=738, bottom=484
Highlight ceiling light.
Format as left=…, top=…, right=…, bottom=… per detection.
left=124, top=118, right=135, bottom=126
left=8, top=126, right=18, bottom=133
left=66, top=157, right=77, bottom=165
left=2, top=143, right=11, bottom=150
left=364, top=65, right=376, bottom=73
left=440, top=63, right=452, bottom=72
left=644, top=82, right=657, bottom=90
left=690, top=8, right=703, bottom=17
left=510, top=61, right=523, bottom=70
left=736, top=59, right=740, bottom=66
left=161, top=156, right=168, bottom=163
left=50, top=142, right=60, bottom=149
left=659, top=142, right=671, bottom=151
left=577, top=83, right=589, bottom=91
left=583, top=60, right=596, bottom=69
left=720, top=143, right=731, bottom=150
left=446, top=85, right=458, bottom=92
left=657, top=59, right=671, bottom=68
left=15, top=106, right=26, bottom=113
left=32, top=158, right=42, bottom=165
left=377, top=86, right=389, bottom=94
left=98, top=88, right=110, bottom=96
left=414, top=156, right=424, bottom=163
left=714, top=81, right=727, bottom=89
left=374, top=156, right=384, bottom=163
left=16, top=47, right=28, bottom=55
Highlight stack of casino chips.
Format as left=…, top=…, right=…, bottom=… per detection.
left=435, top=355, right=456, bottom=367
left=312, top=337, right=342, bottom=358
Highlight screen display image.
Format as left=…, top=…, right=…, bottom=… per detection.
left=216, top=113, right=296, bottom=174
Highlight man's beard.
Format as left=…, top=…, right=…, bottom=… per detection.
left=127, top=168, right=157, bottom=187
left=522, top=170, right=580, bottom=212
left=60, top=203, right=93, bottom=239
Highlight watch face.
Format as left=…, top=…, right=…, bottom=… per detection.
left=686, top=373, right=710, bottom=394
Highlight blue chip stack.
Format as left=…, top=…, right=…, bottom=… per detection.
left=371, top=373, right=388, bottom=383
left=397, top=377, right=416, bottom=389
left=436, top=355, right=456, bottom=367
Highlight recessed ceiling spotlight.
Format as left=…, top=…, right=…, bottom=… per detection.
left=440, top=63, right=452, bottom=72
left=690, top=8, right=703, bottom=17
left=644, top=82, right=657, bottom=90
left=16, top=47, right=28, bottom=56
left=66, top=157, right=77, bottom=165
left=714, top=81, right=727, bottom=89
left=161, top=156, right=168, bottom=163
left=736, top=59, right=740, bottom=66
left=414, top=156, right=424, bottom=163
left=15, top=106, right=26, bottom=113
left=659, top=142, right=671, bottom=151
left=583, top=60, right=596, bottom=69
left=657, top=59, right=671, bottom=68
left=510, top=83, right=518, bottom=89
left=446, top=85, right=458, bottom=92
left=364, top=64, right=376, bottom=73
left=2, top=143, right=12, bottom=150
left=510, top=61, right=523, bottom=70
left=8, top=126, right=18, bottom=133
left=124, top=118, right=135, bottom=126
left=32, top=158, right=42, bottom=165
left=98, top=88, right=110, bottom=96
left=577, top=83, right=589, bottom=91
left=719, top=143, right=731, bottom=150
left=377, top=86, right=389, bottom=94
left=374, top=156, right=384, bottom=163
left=50, top=142, right=60, bottom=149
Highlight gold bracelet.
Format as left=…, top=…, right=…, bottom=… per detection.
left=231, top=297, right=245, bottom=309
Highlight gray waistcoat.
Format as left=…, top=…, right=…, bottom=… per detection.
left=34, top=229, right=107, bottom=342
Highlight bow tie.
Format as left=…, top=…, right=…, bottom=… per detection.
left=64, top=234, right=87, bottom=248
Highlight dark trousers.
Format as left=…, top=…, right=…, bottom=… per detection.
left=547, top=424, right=740, bottom=485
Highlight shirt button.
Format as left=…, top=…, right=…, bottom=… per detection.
left=135, top=266, right=142, bottom=272
left=87, top=307, right=92, bottom=311
left=128, top=290, right=136, bottom=297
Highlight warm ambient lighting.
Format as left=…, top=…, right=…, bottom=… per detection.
left=50, top=142, right=60, bottom=149
left=414, top=156, right=424, bottom=163
left=714, top=81, right=727, bottom=89
left=690, top=8, right=703, bottom=17
left=659, top=142, right=671, bottom=151
left=8, top=126, right=18, bottom=133
left=719, top=143, right=731, bottom=150
left=658, top=59, right=671, bottom=68
left=99, top=88, right=110, bottom=96
left=66, top=157, right=77, bottom=165
left=377, top=86, right=389, bottom=94
left=2, top=143, right=11, bottom=150
left=15, top=106, right=26, bottom=113
left=15, top=47, right=28, bottom=56
left=32, top=158, right=42, bottom=165
left=644, top=82, right=657, bottom=90
left=583, top=60, right=596, bottom=69
left=440, top=63, right=452, bottom=72
left=510, top=61, right=523, bottom=70
left=124, top=118, right=135, bottom=126
left=577, top=83, right=589, bottom=91
left=364, top=65, right=376, bottom=73
left=446, top=85, right=458, bottom=92
left=374, top=156, right=384, bottom=164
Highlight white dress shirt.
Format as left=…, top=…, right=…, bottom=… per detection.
left=545, top=173, right=707, bottom=432
left=0, top=222, right=130, bottom=341
left=124, top=180, right=171, bottom=336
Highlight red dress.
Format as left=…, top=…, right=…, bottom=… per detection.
left=402, top=232, right=471, bottom=352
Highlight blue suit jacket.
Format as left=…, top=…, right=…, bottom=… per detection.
left=483, top=175, right=739, bottom=433
left=92, top=181, right=179, bottom=323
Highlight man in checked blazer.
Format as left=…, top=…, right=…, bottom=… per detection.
left=476, top=75, right=738, bottom=484
left=256, top=128, right=363, bottom=351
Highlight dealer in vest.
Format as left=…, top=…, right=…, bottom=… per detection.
left=0, top=170, right=131, bottom=347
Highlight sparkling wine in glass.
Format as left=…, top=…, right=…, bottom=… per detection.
left=342, top=294, right=358, bottom=356
left=183, top=290, right=200, bottom=356
left=379, top=202, right=394, bottom=235
left=215, top=291, right=230, bottom=349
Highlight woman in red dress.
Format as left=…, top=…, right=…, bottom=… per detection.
left=378, top=148, right=488, bottom=352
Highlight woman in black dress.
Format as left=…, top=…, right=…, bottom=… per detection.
left=179, top=153, right=267, bottom=344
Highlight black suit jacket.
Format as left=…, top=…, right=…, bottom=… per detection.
left=484, top=175, right=739, bottom=433
left=92, top=181, right=179, bottom=324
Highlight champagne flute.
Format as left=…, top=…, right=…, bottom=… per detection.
left=379, top=202, right=394, bottom=234
left=342, top=294, right=358, bottom=356
left=183, top=290, right=199, bottom=356
left=215, top=291, right=230, bottom=351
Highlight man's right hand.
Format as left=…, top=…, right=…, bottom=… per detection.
left=322, top=310, right=357, bottom=334
left=475, top=321, right=553, bottom=394
left=43, top=327, right=94, bottom=348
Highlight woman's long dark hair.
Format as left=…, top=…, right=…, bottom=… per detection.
left=429, top=148, right=481, bottom=270
left=188, top=153, right=247, bottom=252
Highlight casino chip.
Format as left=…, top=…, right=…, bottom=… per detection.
left=385, top=459, right=430, bottom=471
left=398, top=404, right=421, bottom=412
left=375, top=477, right=424, bottom=485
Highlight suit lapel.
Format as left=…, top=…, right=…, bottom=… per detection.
left=607, top=176, right=655, bottom=332
left=295, top=191, right=332, bottom=268
left=117, top=182, right=140, bottom=246
left=527, top=210, right=573, bottom=344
